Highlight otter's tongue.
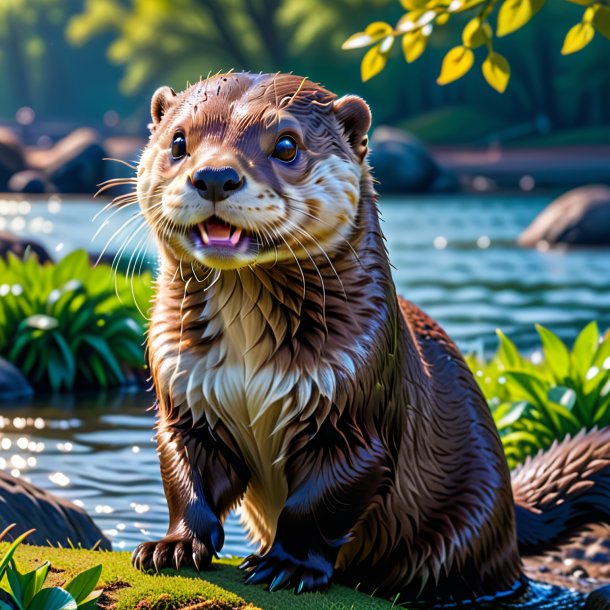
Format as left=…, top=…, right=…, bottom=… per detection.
left=200, top=218, right=243, bottom=246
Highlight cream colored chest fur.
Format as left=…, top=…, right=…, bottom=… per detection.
left=154, top=273, right=337, bottom=548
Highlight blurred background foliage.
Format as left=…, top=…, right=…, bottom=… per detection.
left=1, top=0, right=610, bottom=143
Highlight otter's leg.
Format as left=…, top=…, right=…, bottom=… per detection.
left=241, top=417, right=387, bottom=593
left=133, top=414, right=249, bottom=572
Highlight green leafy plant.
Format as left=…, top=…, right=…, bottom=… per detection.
left=0, top=249, right=153, bottom=391
left=466, top=322, right=610, bottom=468
left=0, top=525, right=102, bottom=610
left=343, top=0, right=610, bottom=90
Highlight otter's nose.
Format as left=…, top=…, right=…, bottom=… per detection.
left=191, top=166, right=244, bottom=201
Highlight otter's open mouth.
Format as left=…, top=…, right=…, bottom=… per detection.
left=192, top=216, right=251, bottom=252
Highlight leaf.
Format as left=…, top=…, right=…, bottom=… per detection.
left=548, top=386, right=577, bottom=411
left=449, top=0, right=486, bottom=12
left=536, top=324, right=570, bottom=382
left=496, top=0, right=545, bottom=37
left=462, top=17, right=492, bottom=48
left=402, top=30, right=427, bottom=62
left=342, top=21, right=393, bottom=50
left=401, top=0, right=428, bottom=9
left=28, top=588, right=77, bottom=610
left=495, top=329, right=523, bottom=370
left=25, top=314, right=58, bottom=331
left=32, top=562, right=51, bottom=601
left=6, top=566, right=28, bottom=610
left=437, top=45, right=474, bottom=85
left=572, top=321, right=599, bottom=379
left=482, top=52, right=511, bottom=92
left=0, top=529, right=35, bottom=578
left=494, top=400, right=528, bottom=429
left=562, top=21, right=595, bottom=54
left=504, top=371, right=549, bottom=410
left=361, top=44, right=388, bottom=81
left=593, top=5, right=610, bottom=38
left=63, top=565, right=102, bottom=605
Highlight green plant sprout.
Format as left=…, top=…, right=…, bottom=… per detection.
left=343, top=0, right=610, bottom=91
left=0, top=250, right=153, bottom=391
left=466, top=322, right=610, bottom=467
left=0, top=525, right=103, bottom=610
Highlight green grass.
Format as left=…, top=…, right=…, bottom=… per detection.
left=0, top=545, right=396, bottom=610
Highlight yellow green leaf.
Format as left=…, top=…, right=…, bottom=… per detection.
left=593, top=5, right=610, bottom=38
left=462, top=17, right=492, bottom=48
left=396, top=10, right=427, bottom=33
left=361, top=44, right=388, bottom=81
left=482, top=52, right=511, bottom=92
left=437, top=45, right=474, bottom=85
left=402, top=30, right=428, bottom=62
left=583, top=5, right=598, bottom=21
left=342, top=21, right=393, bottom=50
left=565, top=0, right=593, bottom=5
left=561, top=22, right=595, bottom=54
left=436, top=13, right=451, bottom=25
left=496, top=0, right=545, bottom=37
left=401, top=0, right=428, bottom=9
left=449, top=0, right=486, bottom=13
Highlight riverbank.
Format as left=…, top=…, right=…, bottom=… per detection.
left=433, top=146, right=610, bottom=192
left=1, top=543, right=394, bottom=610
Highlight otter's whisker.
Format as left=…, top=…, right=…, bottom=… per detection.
left=102, top=157, right=138, bottom=171
left=270, top=226, right=307, bottom=301
left=282, top=230, right=327, bottom=329
left=285, top=219, right=348, bottom=304
left=282, top=194, right=363, bottom=269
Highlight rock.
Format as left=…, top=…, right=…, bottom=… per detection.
left=369, top=126, right=459, bottom=194
left=0, top=127, right=27, bottom=191
left=8, top=170, right=49, bottom=194
left=0, top=358, right=33, bottom=402
left=28, top=128, right=107, bottom=194
left=586, top=585, right=610, bottom=610
left=0, top=231, right=51, bottom=262
left=519, top=185, right=610, bottom=248
left=0, top=471, right=111, bottom=550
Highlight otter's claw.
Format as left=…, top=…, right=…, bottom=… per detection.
left=240, top=545, right=333, bottom=594
left=133, top=536, right=213, bottom=572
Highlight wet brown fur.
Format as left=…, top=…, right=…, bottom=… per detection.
left=132, top=72, right=610, bottom=604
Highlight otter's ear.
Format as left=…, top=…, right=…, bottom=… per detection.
left=150, top=86, right=177, bottom=128
left=333, top=95, right=372, bottom=163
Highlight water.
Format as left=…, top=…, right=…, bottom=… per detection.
left=1, top=194, right=610, bottom=561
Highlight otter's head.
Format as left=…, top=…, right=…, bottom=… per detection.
left=137, top=72, right=371, bottom=270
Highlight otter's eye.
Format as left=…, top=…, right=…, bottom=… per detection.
left=272, top=135, right=298, bottom=163
left=171, top=133, right=187, bottom=160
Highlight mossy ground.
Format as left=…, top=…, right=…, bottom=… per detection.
left=1, top=544, right=398, bottom=609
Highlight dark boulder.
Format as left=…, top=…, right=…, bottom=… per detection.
left=8, top=170, right=49, bottom=194
left=0, top=358, right=33, bottom=402
left=0, top=231, right=51, bottom=262
left=0, top=128, right=27, bottom=191
left=0, top=471, right=111, bottom=550
left=29, top=128, right=107, bottom=194
left=369, top=126, right=459, bottom=194
left=519, top=185, right=610, bottom=248
left=586, top=585, right=610, bottom=610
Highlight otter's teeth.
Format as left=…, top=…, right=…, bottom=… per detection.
left=230, top=228, right=242, bottom=245
left=198, top=223, right=209, bottom=245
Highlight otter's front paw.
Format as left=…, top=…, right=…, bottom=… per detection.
left=240, top=543, right=334, bottom=593
left=132, top=535, right=214, bottom=572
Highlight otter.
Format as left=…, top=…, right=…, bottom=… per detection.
left=130, top=72, right=610, bottom=605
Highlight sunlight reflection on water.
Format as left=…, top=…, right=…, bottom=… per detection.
left=1, top=193, right=610, bottom=559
